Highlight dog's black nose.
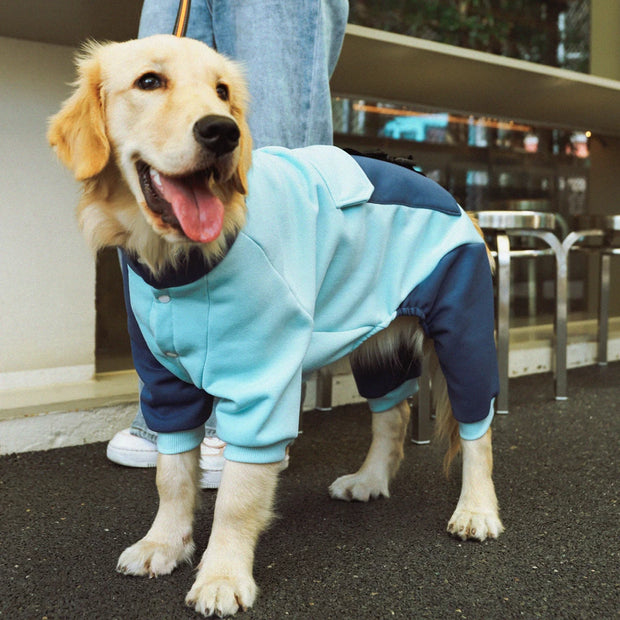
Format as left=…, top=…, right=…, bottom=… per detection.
left=193, top=115, right=240, bottom=156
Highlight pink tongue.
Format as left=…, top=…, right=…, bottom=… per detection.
left=152, top=169, right=224, bottom=243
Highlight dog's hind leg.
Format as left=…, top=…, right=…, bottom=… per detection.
left=329, top=399, right=411, bottom=501
left=117, top=447, right=199, bottom=577
left=447, top=429, right=504, bottom=541
left=433, top=363, right=504, bottom=541
left=330, top=316, right=419, bottom=502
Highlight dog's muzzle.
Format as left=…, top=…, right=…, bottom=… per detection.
left=135, top=115, right=240, bottom=244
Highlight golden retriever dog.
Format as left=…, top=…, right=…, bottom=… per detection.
left=49, top=34, right=504, bottom=618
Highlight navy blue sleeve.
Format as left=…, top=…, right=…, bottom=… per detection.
left=119, top=250, right=214, bottom=433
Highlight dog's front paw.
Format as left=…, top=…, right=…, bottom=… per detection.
left=447, top=508, right=504, bottom=541
left=186, top=572, right=257, bottom=618
left=117, top=536, right=195, bottom=577
left=329, top=471, right=390, bottom=502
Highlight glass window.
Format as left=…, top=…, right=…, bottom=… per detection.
left=348, top=0, right=590, bottom=73
left=333, top=97, right=592, bottom=324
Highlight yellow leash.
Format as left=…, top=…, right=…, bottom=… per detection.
left=173, top=0, right=191, bottom=37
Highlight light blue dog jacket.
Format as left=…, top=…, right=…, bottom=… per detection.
left=122, top=146, right=499, bottom=462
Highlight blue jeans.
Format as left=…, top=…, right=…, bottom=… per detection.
left=139, top=0, right=348, bottom=148
left=129, top=0, right=348, bottom=442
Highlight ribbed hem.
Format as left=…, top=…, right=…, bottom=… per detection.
left=458, top=399, right=495, bottom=441
left=223, top=439, right=291, bottom=464
left=157, top=426, right=205, bottom=454
left=367, top=378, right=419, bottom=412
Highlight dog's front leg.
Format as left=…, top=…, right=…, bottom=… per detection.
left=186, top=460, right=279, bottom=617
left=117, top=447, right=199, bottom=576
left=448, top=429, right=504, bottom=541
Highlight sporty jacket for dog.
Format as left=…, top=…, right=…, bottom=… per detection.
left=121, top=146, right=499, bottom=462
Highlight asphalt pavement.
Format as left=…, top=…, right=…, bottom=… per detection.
left=2, top=363, right=618, bottom=619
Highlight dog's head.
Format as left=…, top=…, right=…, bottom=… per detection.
left=48, top=34, right=252, bottom=272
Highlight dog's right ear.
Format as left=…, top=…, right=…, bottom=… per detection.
left=48, top=45, right=110, bottom=181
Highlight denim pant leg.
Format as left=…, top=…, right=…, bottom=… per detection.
left=138, top=0, right=348, bottom=148
left=211, top=0, right=348, bottom=148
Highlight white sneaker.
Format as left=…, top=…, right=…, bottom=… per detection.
left=199, top=435, right=227, bottom=488
left=106, top=428, right=158, bottom=468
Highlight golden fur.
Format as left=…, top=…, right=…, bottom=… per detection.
left=48, top=35, right=251, bottom=274
left=49, top=35, right=503, bottom=618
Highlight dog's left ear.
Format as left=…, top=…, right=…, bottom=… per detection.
left=48, top=44, right=110, bottom=181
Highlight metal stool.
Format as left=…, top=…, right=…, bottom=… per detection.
left=410, top=355, right=433, bottom=444
left=475, top=211, right=567, bottom=414
left=563, top=214, right=620, bottom=365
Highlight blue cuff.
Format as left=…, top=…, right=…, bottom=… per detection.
left=157, top=426, right=205, bottom=454
left=458, top=399, right=495, bottom=441
left=367, top=378, right=419, bottom=412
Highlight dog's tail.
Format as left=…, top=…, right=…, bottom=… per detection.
left=467, top=211, right=495, bottom=273
left=429, top=349, right=460, bottom=475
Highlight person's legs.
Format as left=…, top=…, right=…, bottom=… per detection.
left=139, top=0, right=348, bottom=148
left=211, top=0, right=348, bottom=148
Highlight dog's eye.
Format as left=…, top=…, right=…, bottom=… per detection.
left=135, top=72, right=165, bottom=91
left=216, top=83, right=230, bottom=101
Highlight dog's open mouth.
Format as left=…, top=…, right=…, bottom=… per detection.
left=136, top=161, right=224, bottom=243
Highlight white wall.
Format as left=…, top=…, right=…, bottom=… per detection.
left=0, top=37, right=96, bottom=388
